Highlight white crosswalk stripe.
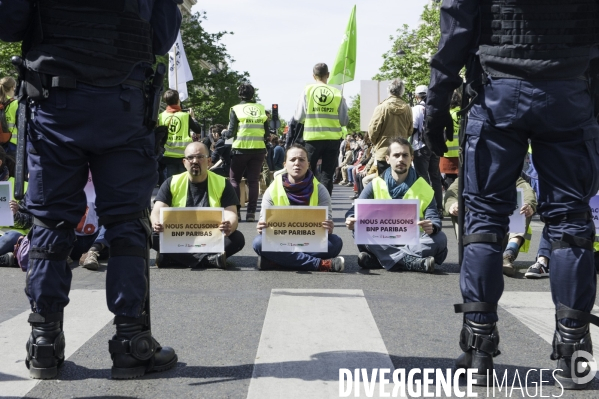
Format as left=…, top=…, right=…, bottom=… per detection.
left=0, top=289, right=113, bottom=398
left=247, top=289, right=396, bottom=399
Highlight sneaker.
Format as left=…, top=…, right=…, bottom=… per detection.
left=206, top=252, right=227, bottom=269
left=0, top=252, right=15, bottom=267
left=525, top=261, right=549, bottom=279
left=343, top=182, right=353, bottom=187
left=349, top=193, right=359, bottom=199
left=256, top=256, right=278, bottom=270
left=357, top=252, right=382, bottom=269
left=246, top=213, right=256, bottom=223
left=502, top=249, right=517, bottom=277
left=402, top=255, right=435, bottom=273
left=338, top=180, right=348, bottom=185
left=80, top=250, right=100, bottom=271
left=317, top=256, right=345, bottom=272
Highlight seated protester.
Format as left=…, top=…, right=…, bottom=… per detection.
left=444, top=176, right=537, bottom=277
left=253, top=144, right=344, bottom=272
left=210, top=128, right=232, bottom=178
left=345, top=138, right=448, bottom=272
left=151, top=142, right=245, bottom=269
left=78, top=225, right=109, bottom=271
left=0, top=147, right=32, bottom=268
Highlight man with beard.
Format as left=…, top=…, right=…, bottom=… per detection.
left=344, top=138, right=447, bottom=272
left=151, top=142, right=245, bottom=269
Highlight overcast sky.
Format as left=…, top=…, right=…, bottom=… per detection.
left=192, top=1, right=429, bottom=121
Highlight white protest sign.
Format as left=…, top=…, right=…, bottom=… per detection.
left=0, top=181, right=12, bottom=226
left=508, top=188, right=526, bottom=234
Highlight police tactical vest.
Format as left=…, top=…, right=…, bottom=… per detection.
left=270, top=174, right=320, bottom=206
left=170, top=171, right=226, bottom=208
left=303, top=83, right=343, bottom=141
left=231, top=103, right=267, bottom=150
left=26, top=0, right=154, bottom=87
left=371, top=176, right=434, bottom=219
left=444, top=107, right=460, bottom=158
left=478, top=0, right=599, bottom=79
left=160, top=111, right=192, bottom=158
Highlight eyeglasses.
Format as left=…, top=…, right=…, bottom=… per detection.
left=184, top=155, right=210, bottom=161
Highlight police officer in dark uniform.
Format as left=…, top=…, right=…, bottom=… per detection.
left=425, top=0, right=599, bottom=390
left=0, top=0, right=181, bottom=380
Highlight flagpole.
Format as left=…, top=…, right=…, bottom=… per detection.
left=340, top=57, right=347, bottom=97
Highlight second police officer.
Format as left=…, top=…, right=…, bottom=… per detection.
left=426, top=0, right=599, bottom=390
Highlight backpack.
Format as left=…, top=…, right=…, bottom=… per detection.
left=0, top=98, right=15, bottom=144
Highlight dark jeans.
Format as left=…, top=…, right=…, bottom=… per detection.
left=154, top=230, right=245, bottom=268
left=305, top=140, right=340, bottom=195
left=412, top=146, right=443, bottom=209
left=230, top=152, right=266, bottom=213
left=252, top=233, right=343, bottom=270
left=0, top=230, right=22, bottom=255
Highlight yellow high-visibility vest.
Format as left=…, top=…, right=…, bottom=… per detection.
left=371, top=176, right=434, bottom=218
left=231, top=103, right=267, bottom=150
left=159, top=110, right=193, bottom=158
left=303, top=83, right=343, bottom=141
left=170, top=171, right=226, bottom=208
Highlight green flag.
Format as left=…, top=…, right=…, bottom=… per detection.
left=328, top=5, right=357, bottom=85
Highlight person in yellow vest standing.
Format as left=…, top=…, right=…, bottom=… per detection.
left=345, top=138, right=448, bottom=272
left=228, top=83, right=269, bottom=223
left=253, top=144, right=344, bottom=272
left=158, top=89, right=203, bottom=182
left=294, top=63, right=349, bottom=195
left=0, top=77, right=18, bottom=157
left=151, top=142, right=245, bottom=269
left=440, top=90, right=461, bottom=188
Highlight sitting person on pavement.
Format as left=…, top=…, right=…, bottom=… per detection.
left=151, top=142, right=245, bottom=269
left=443, top=176, right=537, bottom=277
left=345, top=138, right=448, bottom=272
left=253, top=144, right=344, bottom=272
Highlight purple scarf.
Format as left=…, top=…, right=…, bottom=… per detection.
left=282, top=170, right=315, bottom=205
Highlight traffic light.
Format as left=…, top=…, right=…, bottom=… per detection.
left=272, top=104, right=279, bottom=121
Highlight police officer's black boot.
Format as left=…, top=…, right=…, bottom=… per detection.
left=25, top=312, right=65, bottom=379
left=109, top=318, right=177, bottom=379
left=551, top=321, right=593, bottom=390
left=455, top=318, right=500, bottom=386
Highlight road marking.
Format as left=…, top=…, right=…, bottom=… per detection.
left=0, top=289, right=113, bottom=398
left=247, top=289, right=395, bottom=399
left=499, top=291, right=599, bottom=355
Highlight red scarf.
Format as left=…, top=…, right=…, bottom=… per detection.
left=166, top=105, right=182, bottom=113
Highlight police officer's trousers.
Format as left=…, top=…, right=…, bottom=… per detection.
left=24, top=81, right=157, bottom=318
left=462, top=77, right=599, bottom=327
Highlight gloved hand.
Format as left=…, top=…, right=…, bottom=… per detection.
left=424, top=112, right=451, bottom=157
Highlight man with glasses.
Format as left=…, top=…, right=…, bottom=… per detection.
left=151, top=142, right=245, bottom=269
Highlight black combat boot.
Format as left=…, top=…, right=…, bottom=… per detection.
left=25, top=313, right=65, bottom=379
left=551, top=322, right=593, bottom=390
left=109, top=320, right=177, bottom=379
left=455, top=318, right=500, bottom=386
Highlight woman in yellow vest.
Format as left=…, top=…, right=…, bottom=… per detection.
left=345, top=138, right=448, bottom=272
left=228, top=83, right=269, bottom=223
left=0, top=76, right=18, bottom=157
left=252, top=144, right=344, bottom=272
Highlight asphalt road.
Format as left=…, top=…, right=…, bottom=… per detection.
left=1, top=184, right=598, bottom=399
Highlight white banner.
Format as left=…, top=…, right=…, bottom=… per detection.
left=168, top=31, right=193, bottom=102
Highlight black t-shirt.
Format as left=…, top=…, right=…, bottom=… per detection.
left=155, top=176, right=239, bottom=208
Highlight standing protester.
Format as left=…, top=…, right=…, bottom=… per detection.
left=0, top=77, right=18, bottom=157
left=0, top=0, right=181, bottom=380
left=158, top=89, right=203, bottom=181
left=294, top=63, right=349, bottom=195
left=425, top=0, right=599, bottom=389
left=412, top=85, right=443, bottom=215
left=228, top=83, right=269, bottom=222
left=209, top=128, right=232, bottom=178
left=367, top=79, right=413, bottom=176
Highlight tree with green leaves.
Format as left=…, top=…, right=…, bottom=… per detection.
left=347, top=94, right=361, bottom=133
left=157, top=11, right=255, bottom=129
left=0, top=42, right=21, bottom=78
left=374, top=2, right=441, bottom=99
